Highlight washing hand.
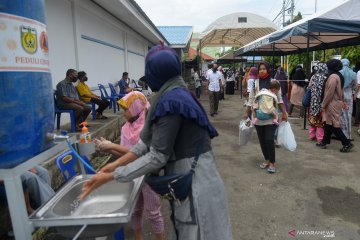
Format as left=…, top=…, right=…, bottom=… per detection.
left=94, top=137, right=112, bottom=151
left=80, top=172, right=113, bottom=200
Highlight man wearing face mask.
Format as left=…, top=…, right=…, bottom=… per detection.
left=206, top=63, right=222, bottom=116
left=76, top=71, right=110, bottom=120
left=56, top=69, right=92, bottom=131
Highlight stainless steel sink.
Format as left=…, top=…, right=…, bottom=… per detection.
left=30, top=174, right=144, bottom=238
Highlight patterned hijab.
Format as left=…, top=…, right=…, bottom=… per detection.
left=117, top=91, right=150, bottom=148
left=310, top=62, right=328, bottom=116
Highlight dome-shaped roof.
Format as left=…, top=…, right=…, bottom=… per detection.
left=200, top=12, right=277, bottom=47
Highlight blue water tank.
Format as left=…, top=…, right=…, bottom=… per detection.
left=0, top=0, right=54, bottom=168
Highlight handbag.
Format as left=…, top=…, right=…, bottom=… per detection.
left=302, top=87, right=311, bottom=107
left=146, top=132, right=205, bottom=201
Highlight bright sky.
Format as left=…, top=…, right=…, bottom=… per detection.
left=136, top=0, right=346, bottom=32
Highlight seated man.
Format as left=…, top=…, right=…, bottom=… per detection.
left=56, top=69, right=92, bottom=131
left=76, top=71, right=110, bottom=119
left=118, top=72, right=133, bottom=94
left=0, top=166, right=55, bottom=214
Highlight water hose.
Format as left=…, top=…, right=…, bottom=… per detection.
left=66, top=140, right=96, bottom=173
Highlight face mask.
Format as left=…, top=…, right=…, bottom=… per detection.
left=84, top=77, right=88, bottom=81
left=212, top=68, right=217, bottom=73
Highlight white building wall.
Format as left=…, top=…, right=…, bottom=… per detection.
left=44, top=0, right=152, bottom=125
left=45, top=0, right=77, bottom=85
left=76, top=1, right=126, bottom=88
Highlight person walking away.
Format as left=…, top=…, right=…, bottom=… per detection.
left=354, top=62, right=360, bottom=134
left=274, top=67, right=288, bottom=112
left=218, top=66, right=226, bottom=100
left=225, top=68, right=235, bottom=95
left=81, top=45, right=233, bottom=240
left=76, top=71, right=110, bottom=119
left=194, top=68, right=202, bottom=99
left=206, top=63, right=222, bottom=116
left=244, top=67, right=258, bottom=109
left=246, top=62, right=288, bottom=173
left=56, top=69, right=91, bottom=131
left=289, top=65, right=307, bottom=117
left=339, top=59, right=356, bottom=140
left=308, top=62, right=327, bottom=143
left=316, top=59, right=354, bottom=152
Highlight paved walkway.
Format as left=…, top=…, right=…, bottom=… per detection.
left=202, top=91, right=360, bottom=240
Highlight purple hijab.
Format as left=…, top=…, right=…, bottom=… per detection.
left=274, top=67, right=288, bottom=96
left=248, top=67, right=258, bottom=79
left=145, top=45, right=181, bottom=91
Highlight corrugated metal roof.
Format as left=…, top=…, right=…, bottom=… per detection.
left=157, top=26, right=193, bottom=46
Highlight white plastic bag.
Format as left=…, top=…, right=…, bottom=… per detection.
left=277, top=121, right=297, bottom=151
left=239, top=118, right=253, bottom=146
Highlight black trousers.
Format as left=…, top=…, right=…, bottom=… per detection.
left=91, top=97, right=110, bottom=114
left=255, top=124, right=277, bottom=163
left=322, top=124, right=350, bottom=146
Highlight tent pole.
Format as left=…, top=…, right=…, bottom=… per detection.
left=304, top=30, right=310, bottom=130
left=252, top=55, right=255, bottom=66
left=234, top=49, right=240, bottom=99
left=199, top=40, right=202, bottom=75
left=323, top=49, right=326, bottom=62
left=272, top=43, right=275, bottom=77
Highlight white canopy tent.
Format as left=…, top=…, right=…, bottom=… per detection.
left=236, top=0, right=360, bottom=56
left=199, top=12, right=277, bottom=47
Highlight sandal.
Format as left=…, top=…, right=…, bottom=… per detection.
left=316, top=142, right=327, bottom=149
left=259, top=162, right=269, bottom=169
left=267, top=166, right=276, bottom=173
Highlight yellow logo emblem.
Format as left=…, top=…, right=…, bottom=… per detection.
left=21, top=26, right=37, bottom=54
left=62, top=155, right=73, bottom=164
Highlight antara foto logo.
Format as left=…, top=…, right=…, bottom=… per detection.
left=288, top=230, right=297, bottom=237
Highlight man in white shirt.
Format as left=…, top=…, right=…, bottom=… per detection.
left=206, top=63, right=222, bottom=116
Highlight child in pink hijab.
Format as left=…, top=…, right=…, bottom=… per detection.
left=95, top=91, right=164, bottom=240
left=117, top=91, right=150, bottom=148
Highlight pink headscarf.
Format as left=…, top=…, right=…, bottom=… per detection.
left=248, top=67, right=258, bottom=80
left=117, top=91, right=150, bottom=148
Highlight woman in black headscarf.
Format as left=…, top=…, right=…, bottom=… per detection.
left=289, top=65, right=307, bottom=117
left=247, top=62, right=288, bottom=173
left=316, top=59, right=353, bottom=152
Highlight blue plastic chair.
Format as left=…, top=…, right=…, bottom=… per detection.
left=56, top=150, right=95, bottom=181
left=85, top=101, right=96, bottom=120
left=54, top=92, right=76, bottom=132
left=98, top=84, right=119, bottom=113
left=109, top=83, right=126, bottom=99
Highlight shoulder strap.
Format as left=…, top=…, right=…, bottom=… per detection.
left=254, top=79, right=259, bottom=96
